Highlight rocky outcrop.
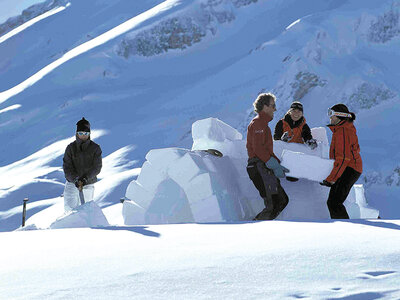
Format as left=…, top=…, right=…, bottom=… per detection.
left=116, top=0, right=258, bottom=58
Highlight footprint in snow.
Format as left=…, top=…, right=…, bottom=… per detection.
left=357, top=270, right=397, bottom=279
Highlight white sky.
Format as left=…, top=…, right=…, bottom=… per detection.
left=0, top=0, right=45, bottom=23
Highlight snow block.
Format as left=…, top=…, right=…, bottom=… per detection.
left=168, top=152, right=208, bottom=187
left=344, top=184, right=380, bottom=219
left=125, top=180, right=154, bottom=209
left=49, top=201, right=109, bottom=229
left=280, top=149, right=334, bottom=182
left=192, top=117, right=242, bottom=143
left=274, top=140, right=325, bottom=161
left=145, top=148, right=187, bottom=171
left=123, top=200, right=146, bottom=225
left=137, top=161, right=168, bottom=193
left=192, top=118, right=244, bottom=158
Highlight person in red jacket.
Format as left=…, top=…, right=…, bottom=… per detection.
left=246, top=93, right=290, bottom=220
left=320, top=104, right=362, bottom=219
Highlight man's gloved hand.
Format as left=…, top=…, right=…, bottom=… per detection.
left=319, top=180, right=333, bottom=187
left=74, top=178, right=81, bottom=189
left=266, top=157, right=290, bottom=178
left=79, top=176, right=88, bottom=186
left=306, top=138, right=318, bottom=150
left=281, top=132, right=292, bottom=142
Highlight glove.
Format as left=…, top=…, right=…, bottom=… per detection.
left=281, top=132, right=292, bottom=142
left=306, top=138, right=318, bottom=150
left=319, top=180, right=333, bottom=187
left=266, top=157, right=290, bottom=178
left=74, top=178, right=81, bottom=189
left=79, top=176, right=88, bottom=186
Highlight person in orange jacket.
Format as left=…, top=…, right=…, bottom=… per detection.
left=274, top=101, right=317, bottom=149
left=246, top=93, right=289, bottom=220
left=320, top=104, right=362, bottom=219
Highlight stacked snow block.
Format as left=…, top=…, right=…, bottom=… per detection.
left=344, top=184, right=379, bottom=219
left=123, top=148, right=257, bottom=225
left=191, top=117, right=246, bottom=158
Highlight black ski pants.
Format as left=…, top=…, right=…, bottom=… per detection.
left=327, top=167, right=361, bottom=219
left=247, top=159, right=289, bottom=220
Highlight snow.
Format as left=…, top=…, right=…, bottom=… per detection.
left=123, top=118, right=378, bottom=224
left=1, top=220, right=400, bottom=299
left=0, top=0, right=183, bottom=104
left=49, top=201, right=109, bottom=229
left=0, top=0, right=398, bottom=297
left=0, top=4, right=69, bottom=45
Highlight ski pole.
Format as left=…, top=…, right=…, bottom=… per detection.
left=22, top=198, right=29, bottom=227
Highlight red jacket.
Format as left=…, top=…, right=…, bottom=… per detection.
left=247, top=111, right=279, bottom=163
left=326, top=120, right=362, bottom=182
left=282, top=117, right=306, bottom=144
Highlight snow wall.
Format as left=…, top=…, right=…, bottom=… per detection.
left=123, top=118, right=379, bottom=225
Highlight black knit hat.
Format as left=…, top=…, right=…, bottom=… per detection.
left=76, top=117, right=90, bottom=132
left=290, top=101, right=303, bottom=112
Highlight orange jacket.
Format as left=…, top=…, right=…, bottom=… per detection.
left=246, top=111, right=279, bottom=163
left=326, top=120, right=362, bottom=182
left=282, top=118, right=306, bottom=144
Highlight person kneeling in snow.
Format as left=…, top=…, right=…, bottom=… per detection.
left=320, top=104, right=362, bottom=219
left=62, top=118, right=102, bottom=212
left=246, top=93, right=290, bottom=220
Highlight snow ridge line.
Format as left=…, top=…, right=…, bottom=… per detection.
left=0, top=0, right=182, bottom=105
left=0, top=4, right=69, bottom=45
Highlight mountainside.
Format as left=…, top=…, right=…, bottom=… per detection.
left=0, top=0, right=400, bottom=231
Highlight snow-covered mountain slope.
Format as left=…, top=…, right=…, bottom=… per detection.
left=2, top=220, right=400, bottom=299
left=0, top=0, right=399, bottom=231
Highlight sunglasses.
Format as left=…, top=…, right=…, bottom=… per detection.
left=77, top=131, right=90, bottom=136
left=327, top=109, right=351, bottom=118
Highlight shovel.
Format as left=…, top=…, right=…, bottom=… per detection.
left=78, top=182, right=85, bottom=205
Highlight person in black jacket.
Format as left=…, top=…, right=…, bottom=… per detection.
left=62, top=118, right=102, bottom=212
left=274, top=101, right=317, bottom=149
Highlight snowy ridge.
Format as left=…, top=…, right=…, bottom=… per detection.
left=0, top=4, right=69, bottom=45
left=0, top=0, right=69, bottom=37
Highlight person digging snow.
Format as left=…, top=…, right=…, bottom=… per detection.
left=62, top=117, right=102, bottom=212
left=246, top=93, right=290, bottom=220
left=320, top=104, right=362, bottom=219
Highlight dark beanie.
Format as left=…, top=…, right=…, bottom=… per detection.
left=290, top=101, right=303, bottom=112
left=330, top=104, right=356, bottom=121
left=76, top=117, right=90, bottom=132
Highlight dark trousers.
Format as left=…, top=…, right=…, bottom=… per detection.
left=247, top=160, right=289, bottom=220
left=327, top=167, right=361, bottom=219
